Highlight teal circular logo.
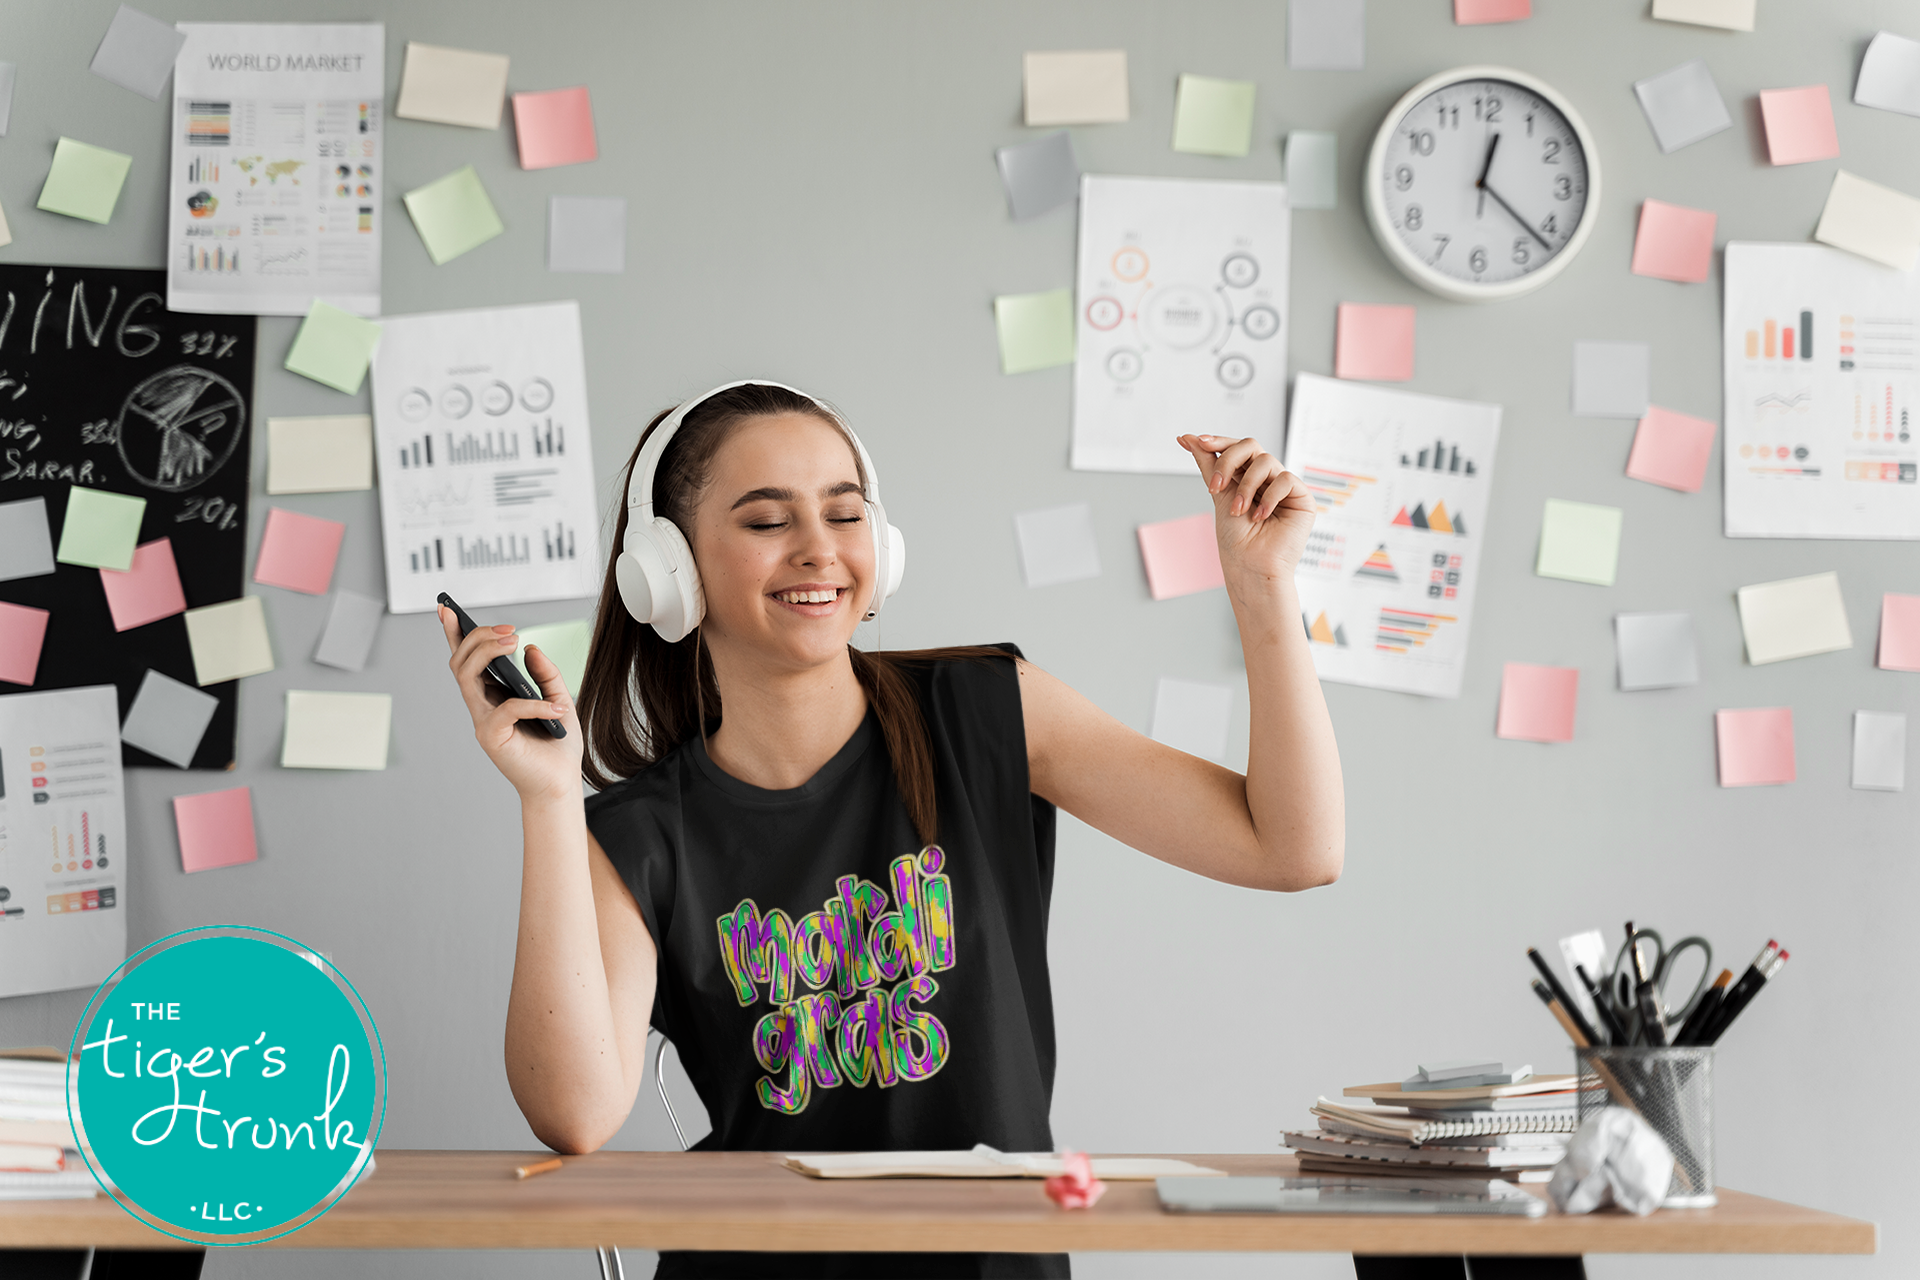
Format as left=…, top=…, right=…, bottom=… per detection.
left=68, top=926, right=385, bottom=1245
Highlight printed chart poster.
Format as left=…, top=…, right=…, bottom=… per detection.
left=0, top=686, right=127, bottom=999
left=1073, top=175, right=1290, bottom=474
left=1724, top=242, right=1920, bottom=538
left=169, top=23, right=384, bottom=317
left=1284, top=373, right=1502, bottom=699
left=371, top=303, right=601, bottom=614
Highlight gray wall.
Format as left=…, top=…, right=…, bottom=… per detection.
left=1, top=1, right=1912, bottom=1276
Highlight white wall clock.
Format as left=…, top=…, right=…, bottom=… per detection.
left=1364, top=66, right=1602, bottom=303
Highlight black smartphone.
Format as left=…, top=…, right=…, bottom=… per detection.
left=437, top=591, right=567, bottom=739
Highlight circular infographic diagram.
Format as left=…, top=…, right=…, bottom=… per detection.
left=1086, top=297, right=1124, bottom=331
left=519, top=378, right=555, bottom=413
left=1217, top=355, right=1255, bottom=389
left=398, top=388, right=433, bottom=422
left=440, top=385, right=473, bottom=419
left=1241, top=305, right=1282, bottom=341
left=1221, top=252, right=1260, bottom=288
left=481, top=381, right=515, bottom=415
left=1144, top=284, right=1223, bottom=350
left=114, top=366, right=247, bottom=493
left=1106, top=349, right=1144, bottom=382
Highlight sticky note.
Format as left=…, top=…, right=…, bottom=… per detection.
left=1536, top=499, right=1622, bottom=586
left=285, top=301, right=381, bottom=395
left=1571, top=341, right=1650, bottom=418
left=0, top=62, right=15, bottom=135
left=996, top=131, right=1080, bottom=222
left=1630, top=200, right=1716, bottom=284
left=1335, top=303, right=1415, bottom=381
left=313, top=589, right=385, bottom=673
left=0, top=195, right=11, bottom=248
left=1496, top=663, right=1578, bottom=743
left=1759, top=86, right=1839, bottom=166
left=267, top=415, right=374, bottom=494
left=1615, top=612, right=1699, bottom=691
left=1627, top=406, right=1717, bottom=493
left=1854, top=711, right=1906, bottom=791
left=548, top=196, right=626, bottom=274
left=513, top=618, right=593, bottom=694
left=1151, top=677, right=1233, bottom=761
left=253, top=508, right=346, bottom=595
left=1455, top=0, right=1529, bottom=21
left=1856, top=31, right=1920, bottom=118
left=1652, top=0, right=1755, bottom=32
left=120, top=669, right=219, bottom=768
left=0, top=496, right=55, bottom=582
left=99, top=538, right=187, bottom=631
left=512, top=86, right=597, bottom=169
left=395, top=42, right=510, bottom=129
left=173, top=786, right=260, bottom=873
left=1023, top=50, right=1129, bottom=125
left=1716, top=708, right=1793, bottom=787
left=1173, top=75, right=1256, bottom=157
left=38, top=138, right=133, bottom=224
left=404, top=166, right=505, bottom=266
left=89, top=4, right=186, bottom=100
left=1879, top=593, right=1920, bottom=671
left=183, top=596, right=274, bottom=685
left=282, top=690, right=392, bottom=770
left=1633, top=60, right=1732, bottom=154
left=1285, top=131, right=1337, bottom=209
left=1138, top=514, right=1224, bottom=600
left=1015, top=503, right=1101, bottom=587
left=1737, top=571, right=1852, bottom=665
left=1290, top=0, right=1365, bottom=71
left=994, top=289, right=1075, bottom=374
left=56, top=486, right=145, bottom=571
left=0, top=601, right=50, bottom=686
left=1814, top=170, right=1920, bottom=271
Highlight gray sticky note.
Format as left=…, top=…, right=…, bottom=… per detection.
left=547, top=196, right=626, bottom=273
left=120, top=668, right=220, bottom=768
left=1572, top=341, right=1652, bottom=418
left=1634, top=59, right=1732, bottom=154
left=1857, top=31, right=1920, bottom=118
left=0, top=496, right=56, bottom=583
left=996, top=130, right=1080, bottom=222
left=90, top=4, right=187, bottom=101
left=1015, top=503, right=1101, bottom=587
left=1853, top=711, right=1906, bottom=791
left=1615, top=612, right=1699, bottom=691
left=0, top=63, right=16, bottom=137
left=313, top=589, right=385, bottom=672
left=1290, top=0, right=1365, bottom=71
left=1285, top=131, right=1338, bottom=209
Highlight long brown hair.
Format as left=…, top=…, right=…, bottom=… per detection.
left=576, top=384, right=999, bottom=845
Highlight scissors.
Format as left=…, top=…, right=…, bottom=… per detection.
left=1607, top=928, right=1712, bottom=1038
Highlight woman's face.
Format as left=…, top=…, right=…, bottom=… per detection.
left=688, top=412, right=875, bottom=669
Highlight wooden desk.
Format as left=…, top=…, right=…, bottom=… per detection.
left=0, top=1152, right=1876, bottom=1256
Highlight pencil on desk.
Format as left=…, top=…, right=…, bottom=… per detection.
left=516, top=1157, right=564, bottom=1180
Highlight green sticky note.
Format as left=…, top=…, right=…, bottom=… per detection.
left=994, top=289, right=1076, bottom=374
left=1172, top=74, right=1256, bottom=158
left=403, top=165, right=506, bottom=264
left=285, top=301, right=383, bottom=395
left=38, top=137, right=134, bottom=223
left=1536, top=498, right=1623, bottom=586
left=56, top=486, right=146, bottom=570
left=512, top=618, right=593, bottom=695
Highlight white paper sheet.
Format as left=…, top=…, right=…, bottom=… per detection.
left=168, top=23, right=384, bottom=316
left=1853, top=710, right=1906, bottom=791
left=1284, top=373, right=1502, bottom=698
left=371, top=302, right=601, bottom=614
left=1072, top=175, right=1290, bottom=474
left=0, top=686, right=127, bottom=999
left=1723, top=243, right=1920, bottom=538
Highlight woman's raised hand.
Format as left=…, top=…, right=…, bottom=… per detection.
left=440, top=606, right=585, bottom=803
left=1176, top=433, right=1317, bottom=585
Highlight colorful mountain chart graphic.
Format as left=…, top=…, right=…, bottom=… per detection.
left=1300, top=466, right=1376, bottom=511
left=1303, top=610, right=1350, bottom=647
left=1353, top=544, right=1399, bottom=584
left=1389, top=501, right=1467, bottom=536
left=1375, top=606, right=1458, bottom=653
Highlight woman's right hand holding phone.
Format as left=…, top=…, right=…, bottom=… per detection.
left=440, top=606, right=585, bottom=804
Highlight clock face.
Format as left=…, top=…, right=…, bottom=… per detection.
left=1377, top=77, right=1591, bottom=288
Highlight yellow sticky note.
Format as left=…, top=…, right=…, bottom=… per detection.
left=281, top=690, right=392, bottom=770
left=1173, top=75, right=1256, bottom=158
left=268, top=416, right=374, bottom=494
left=0, top=195, right=12, bottom=248
left=285, top=302, right=382, bottom=395
left=38, top=137, right=133, bottom=223
left=404, top=166, right=505, bottom=265
left=512, top=618, right=593, bottom=695
left=1651, top=0, right=1755, bottom=32
left=994, top=289, right=1075, bottom=374
left=1814, top=170, right=1920, bottom=271
left=1023, top=50, right=1130, bottom=126
left=1737, top=572, right=1853, bottom=665
left=184, top=597, right=275, bottom=685
left=395, top=42, right=510, bottom=129
left=1535, top=499, right=1622, bottom=586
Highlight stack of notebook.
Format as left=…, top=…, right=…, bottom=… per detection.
left=0, top=1049, right=97, bottom=1200
left=1281, top=1061, right=1581, bottom=1185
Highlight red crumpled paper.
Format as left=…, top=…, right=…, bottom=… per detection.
left=1043, top=1149, right=1107, bottom=1209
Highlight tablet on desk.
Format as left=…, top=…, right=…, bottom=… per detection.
left=1156, top=1176, right=1548, bottom=1218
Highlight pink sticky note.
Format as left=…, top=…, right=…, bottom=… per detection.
left=1715, top=707, right=1795, bottom=787
left=1631, top=200, right=1716, bottom=283
left=98, top=537, right=187, bottom=632
left=1335, top=303, right=1416, bottom=381
left=0, top=600, right=51, bottom=686
left=1043, top=1151, right=1106, bottom=1210
left=1759, top=86, right=1839, bottom=166
left=253, top=507, right=345, bottom=595
left=173, top=785, right=260, bottom=873
left=1626, top=406, right=1717, bottom=493
left=512, top=86, right=598, bottom=169
left=1496, top=662, right=1578, bottom=743
left=1137, top=513, right=1224, bottom=600
left=1879, top=593, right=1920, bottom=671
left=1456, top=0, right=1531, bottom=22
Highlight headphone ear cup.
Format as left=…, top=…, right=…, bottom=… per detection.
left=617, top=518, right=704, bottom=642
left=884, top=523, right=906, bottom=599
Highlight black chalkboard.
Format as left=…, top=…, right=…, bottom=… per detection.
left=0, top=264, right=256, bottom=770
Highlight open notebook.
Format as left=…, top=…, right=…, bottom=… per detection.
left=782, top=1145, right=1224, bottom=1180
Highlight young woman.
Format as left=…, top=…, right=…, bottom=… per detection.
left=440, top=380, right=1344, bottom=1279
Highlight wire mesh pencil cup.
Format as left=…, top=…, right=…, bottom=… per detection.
left=1575, top=1046, right=1716, bottom=1208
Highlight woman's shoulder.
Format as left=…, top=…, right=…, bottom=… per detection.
left=582, top=737, right=697, bottom=820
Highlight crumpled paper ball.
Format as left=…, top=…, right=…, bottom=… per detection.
left=1548, top=1107, right=1675, bottom=1216
left=1044, top=1150, right=1106, bottom=1209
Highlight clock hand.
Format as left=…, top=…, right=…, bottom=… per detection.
left=1475, top=133, right=1501, bottom=188
left=1481, top=181, right=1553, bottom=250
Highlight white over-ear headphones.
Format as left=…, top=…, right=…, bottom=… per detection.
left=614, top=380, right=907, bottom=642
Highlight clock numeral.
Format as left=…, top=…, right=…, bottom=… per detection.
left=1435, top=104, right=1460, bottom=129
left=1404, top=204, right=1424, bottom=231
left=1394, top=165, right=1414, bottom=191
left=1541, top=214, right=1558, bottom=236
left=1432, top=234, right=1450, bottom=262
left=1525, top=111, right=1535, bottom=137
left=1410, top=130, right=1435, bottom=155
left=1542, top=138, right=1561, bottom=165
left=1469, top=246, right=1488, bottom=273
left=1512, top=238, right=1531, bottom=266
left=1475, top=96, right=1502, bottom=123
left=1553, top=175, right=1573, bottom=201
